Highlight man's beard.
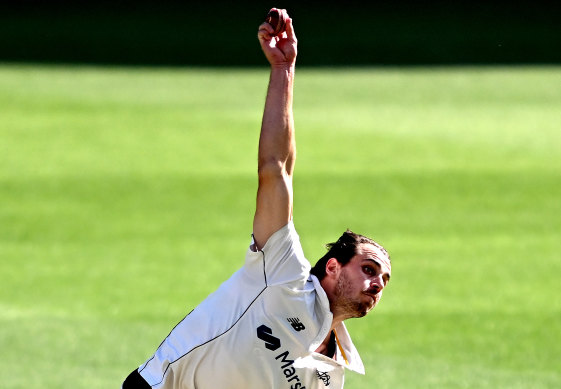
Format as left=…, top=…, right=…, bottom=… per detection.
left=333, top=269, right=371, bottom=319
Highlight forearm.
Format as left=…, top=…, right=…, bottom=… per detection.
left=258, top=65, right=296, bottom=175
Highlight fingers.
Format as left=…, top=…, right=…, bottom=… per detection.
left=259, top=22, right=274, bottom=36
left=284, top=17, right=296, bottom=43
left=258, top=22, right=275, bottom=43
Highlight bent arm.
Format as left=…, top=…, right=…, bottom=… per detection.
left=253, top=12, right=297, bottom=250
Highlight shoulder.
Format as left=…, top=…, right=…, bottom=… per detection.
left=257, top=221, right=298, bottom=252
left=247, top=221, right=311, bottom=286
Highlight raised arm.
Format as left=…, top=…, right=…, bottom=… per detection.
left=253, top=10, right=298, bottom=250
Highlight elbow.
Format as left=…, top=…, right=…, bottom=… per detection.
left=257, top=149, right=296, bottom=180
left=257, top=159, right=287, bottom=181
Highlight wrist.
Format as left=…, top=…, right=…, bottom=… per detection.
left=270, top=63, right=296, bottom=75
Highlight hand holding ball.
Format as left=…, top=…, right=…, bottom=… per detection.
left=258, top=8, right=296, bottom=66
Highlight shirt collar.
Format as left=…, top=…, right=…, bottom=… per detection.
left=309, top=275, right=365, bottom=374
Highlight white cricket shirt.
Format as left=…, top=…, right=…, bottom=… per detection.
left=138, top=222, right=365, bottom=388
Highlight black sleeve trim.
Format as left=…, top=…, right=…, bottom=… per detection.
left=122, top=369, right=151, bottom=389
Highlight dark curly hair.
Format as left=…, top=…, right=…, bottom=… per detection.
left=310, top=230, right=390, bottom=280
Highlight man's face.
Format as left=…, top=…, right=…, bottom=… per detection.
left=333, top=243, right=391, bottom=319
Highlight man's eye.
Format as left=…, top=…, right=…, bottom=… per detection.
left=363, top=266, right=374, bottom=275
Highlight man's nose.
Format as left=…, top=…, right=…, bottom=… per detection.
left=370, top=276, right=384, bottom=293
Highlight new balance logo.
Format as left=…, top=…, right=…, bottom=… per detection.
left=317, top=371, right=331, bottom=386
left=287, top=317, right=305, bottom=331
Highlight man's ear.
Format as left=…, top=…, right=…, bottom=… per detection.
left=325, top=257, right=340, bottom=278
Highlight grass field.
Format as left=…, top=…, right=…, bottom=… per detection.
left=1, top=64, right=560, bottom=388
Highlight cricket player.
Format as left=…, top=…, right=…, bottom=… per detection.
left=122, top=8, right=391, bottom=389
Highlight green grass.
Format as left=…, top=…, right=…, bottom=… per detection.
left=1, top=64, right=560, bottom=388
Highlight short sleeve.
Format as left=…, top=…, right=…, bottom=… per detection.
left=245, top=222, right=311, bottom=287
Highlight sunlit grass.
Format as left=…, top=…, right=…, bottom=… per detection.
left=1, top=64, right=560, bottom=388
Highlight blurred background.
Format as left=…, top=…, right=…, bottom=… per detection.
left=2, top=0, right=561, bottom=66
